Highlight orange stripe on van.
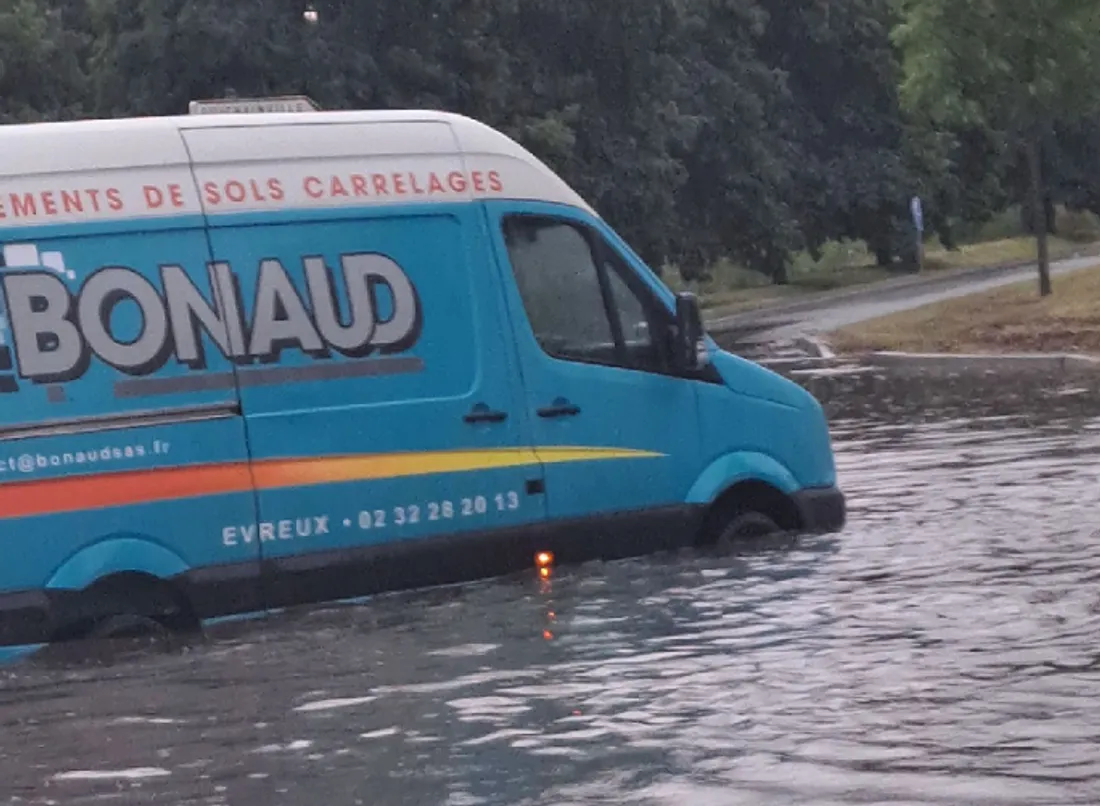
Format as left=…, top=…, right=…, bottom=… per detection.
left=0, top=463, right=255, bottom=520
left=0, top=447, right=661, bottom=520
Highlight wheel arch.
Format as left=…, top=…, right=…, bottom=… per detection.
left=686, top=451, right=805, bottom=544
left=686, top=450, right=801, bottom=504
left=46, top=535, right=191, bottom=591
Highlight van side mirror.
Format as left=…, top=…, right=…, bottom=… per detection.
left=673, top=292, right=709, bottom=371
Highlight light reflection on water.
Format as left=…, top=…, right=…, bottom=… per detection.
left=3, top=368, right=1100, bottom=805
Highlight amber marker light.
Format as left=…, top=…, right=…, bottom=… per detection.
left=535, top=551, right=554, bottom=580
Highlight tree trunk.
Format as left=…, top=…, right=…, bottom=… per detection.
left=934, top=214, right=957, bottom=251
left=872, top=240, right=892, bottom=268
left=1027, top=136, right=1052, bottom=297
left=768, top=248, right=789, bottom=285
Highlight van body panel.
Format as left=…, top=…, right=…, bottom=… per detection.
left=45, top=538, right=189, bottom=591
left=181, top=122, right=477, bottom=220
left=0, top=123, right=192, bottom=178
left=0, top=417, right=261, bottom=595
left=0, top=215, right=260, bottom=607
left=0, top=215, right=211, bottom=245
left=192, top=201, right=548, bottom=607
left=706, top=348, right=825, bottom=412
left=181, top=120, right=459, bottom=164
left=685, top=451, right=803, bottom=505
left=0, top=222, right=244, bottom=422
left=699, top=351, right=839, bottom=491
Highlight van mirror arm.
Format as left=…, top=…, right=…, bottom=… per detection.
left=672, top=292, right=709, bottom=372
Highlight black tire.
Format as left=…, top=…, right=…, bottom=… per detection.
left=88, top=613, right=172, bottom=641
left=697, top=503, right=796, bottom=556
left=714, top=510, right=783, bottom=548
left=35, top=612, right=184, bottom=669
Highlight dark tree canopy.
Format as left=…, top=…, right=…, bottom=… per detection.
left=5, top=0, right=1100, bottom=289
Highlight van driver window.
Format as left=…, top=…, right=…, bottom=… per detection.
left=501, top=215, right=660, bottom=371
left=603, top=253, right=658, bottom=368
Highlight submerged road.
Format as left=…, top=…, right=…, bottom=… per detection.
left=3, top=366, right=1100, bottom=804
left=711, top=254, right=1100, bottom=357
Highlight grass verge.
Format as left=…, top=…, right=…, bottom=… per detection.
left=923, top=236, right=1089, bottom=270
left=827, top=263, right=1100, bottom=355
left=680, top=235, right=1100, bottom=320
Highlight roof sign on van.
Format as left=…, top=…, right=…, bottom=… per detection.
left=188, top=96, right=321, bottom=115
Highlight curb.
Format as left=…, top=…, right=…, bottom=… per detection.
left=793, top=335, right=835, bottom=359
left=862, top=351, right=1100, bottom=373
left=704, top=247, right=1100, bottom=334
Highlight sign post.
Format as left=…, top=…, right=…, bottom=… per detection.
left=910, top=195, right=924, bottom=272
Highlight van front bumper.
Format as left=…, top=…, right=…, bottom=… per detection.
left=792, top=485, right=846, bottom=533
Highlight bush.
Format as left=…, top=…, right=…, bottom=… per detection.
left=954, top=208, right=1026, bottom=244
left=664, top=258, right=772, bottom=296
left=1055, top=207, right=1100, bottom=243
left=790, top=240, right=873, bottom=276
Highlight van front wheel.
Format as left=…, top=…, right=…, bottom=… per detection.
left=697, top=482, right=801, bottom=551
left=713, top=511, right=782, bottom=548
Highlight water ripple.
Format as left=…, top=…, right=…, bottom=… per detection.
left=3, top=369, right=1100, bottom=805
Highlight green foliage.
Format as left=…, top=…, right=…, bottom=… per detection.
left=894, top=0, right=1100, bottom=133
left=761, top=0, right=913, bottom=266
left=0, top=0, right=88, bottom=123
left=5, top=0, right=1100, bottom=294
left=894, top=0, right=1100, bottom=294
left=1054, top=207, right=1100, bottom=243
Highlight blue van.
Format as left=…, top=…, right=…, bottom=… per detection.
left=0, top=102, right=844, bottom=656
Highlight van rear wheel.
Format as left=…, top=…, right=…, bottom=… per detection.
left=45, top=573, right=200, bottom=663
left=84, top=612, right=191, bottom=663
left=37, top=612, right=186, bottom=669
left=88, top=613, right=172, bottom=641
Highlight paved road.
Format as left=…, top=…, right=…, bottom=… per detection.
left=711, top=254, right=1099, bottom=357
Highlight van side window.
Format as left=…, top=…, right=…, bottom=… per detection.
left=501, top=215, right=664, bottom=372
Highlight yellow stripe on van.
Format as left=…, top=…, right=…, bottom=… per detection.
left=534, top=446, right=665, bottom=464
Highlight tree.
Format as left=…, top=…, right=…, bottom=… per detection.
left=894, top=0, right=1100, bottom=296
left=1046, top=114, right=1100, bottom=224
left=87, top=0, right=320, bottom=117
left=0, top=0, right=88, bottom=123
left=492, top=0, right=696, bottom=270
left=760, top=0, right=917, bottom=269
left=674, top=0, right=800, bottom=282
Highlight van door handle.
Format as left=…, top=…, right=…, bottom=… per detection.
left=464, top=403, right=508, bottom=424
left=537, top=399, right=581, bottom=419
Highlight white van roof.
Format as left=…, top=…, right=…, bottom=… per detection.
left=0, top=110, right=594, bottom=229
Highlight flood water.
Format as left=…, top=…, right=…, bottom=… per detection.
left=4, top=365, right=1100, bottom=806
